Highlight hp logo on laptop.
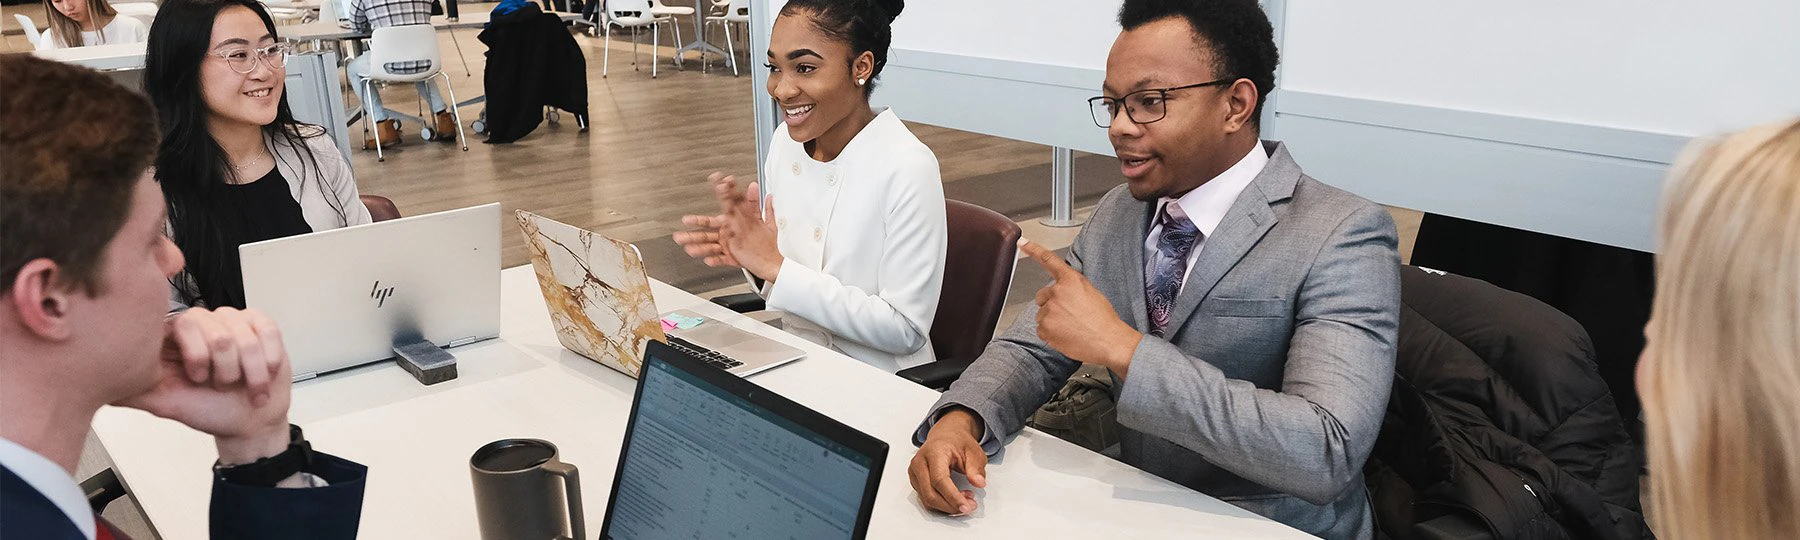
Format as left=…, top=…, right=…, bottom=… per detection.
left=371, top=280, right=396, bottom=308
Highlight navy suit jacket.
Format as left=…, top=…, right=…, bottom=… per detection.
left=2, top=452, right=367, bottom=540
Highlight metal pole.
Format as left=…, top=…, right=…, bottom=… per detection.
left=750, top=1, right=778, bottom=187
left=1040, top=146, right=1085, bottom=228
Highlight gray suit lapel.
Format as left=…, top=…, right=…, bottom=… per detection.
left=1104, top=197, right=1154, bottom=333
left=1162, top=141, right=1301, bottom=337
left=1126, top=201, right=1152, bottom=332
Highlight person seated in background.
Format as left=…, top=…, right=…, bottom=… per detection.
left=0, top=54, right=366, bottom=540
left=345, top=0, right=458, bottom=149
left=1639, top=117, right=1800, bottom=538
left=145, top=0, right=372, bottom=309
left=674, top=0, right=948, bottom=374
left=34, top=0, right=150, bottom=50
left=906, top=1, right=1400, bottom=538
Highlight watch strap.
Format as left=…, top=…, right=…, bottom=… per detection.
left=214, top=424, right=312, bottom=487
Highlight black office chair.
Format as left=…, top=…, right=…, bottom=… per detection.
left=710, top=200, right=1021, bottom=390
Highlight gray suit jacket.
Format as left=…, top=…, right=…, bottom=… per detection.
left=917, top=141, right=1400, bottom=539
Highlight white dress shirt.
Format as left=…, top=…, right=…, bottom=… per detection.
left=0, top=436, right=96, bottom=540
left=760, top=108, right=948, bottom=373
left=1142, top=143, right=1270, bottom=292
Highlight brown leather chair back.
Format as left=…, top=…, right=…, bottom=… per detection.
left=361, top=195, right=402, bottom=222
left=928, top=200, right=1021, bottom=368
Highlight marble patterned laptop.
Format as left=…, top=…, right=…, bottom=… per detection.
left=516, top=210, right=666, bottom=376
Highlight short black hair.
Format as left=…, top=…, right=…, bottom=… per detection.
left=779, top=0, right=904, bottom=97
left=1119, top=0, right=1279, bottom=126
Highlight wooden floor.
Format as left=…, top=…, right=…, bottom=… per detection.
left=344, top=27, right=1055, bottom=274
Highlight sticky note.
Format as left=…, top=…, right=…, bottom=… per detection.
left=661, top=314, right=705, bottom=330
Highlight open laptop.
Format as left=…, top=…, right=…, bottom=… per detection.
left=600, top=340, right=886, bottom=540
left=514, top=210, right=804, bottom=377
left=241, top=203, right=501, bottom=381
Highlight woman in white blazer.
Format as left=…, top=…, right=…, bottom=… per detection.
left=676, top=0, right=946, bottom=373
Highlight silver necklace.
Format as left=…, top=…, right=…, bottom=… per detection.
left=231, top=152, right=263, bottom=176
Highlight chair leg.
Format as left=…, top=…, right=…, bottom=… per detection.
left=602, top=23, right=611, bottom=77
left=651, top=24, right=659, bottom=78
left=363, top=79, right=385, bottom=162
left=696, top=19, right=706, bottom=74
left=632, top=26, right=640, bottom=71
left=438, top=72, right=468, bottom=150
left=725, top=21, right=737, bottom=76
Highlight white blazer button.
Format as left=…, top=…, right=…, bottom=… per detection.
left=825, top=172, right=836, bottom=186
left=813, top=227, right=823, bottom=241
left=778, top=218, right=787, bottom=229
left=791, top=163, right=801, bottom=175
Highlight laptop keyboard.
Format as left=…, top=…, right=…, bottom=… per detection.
left=665, top=336, right=745, bottom=371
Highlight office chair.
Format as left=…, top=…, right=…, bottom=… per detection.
left=711, top=200, right=1020, bottom=390
left=360, top=24, right=470, bottom=162
left=361, top=194, right=403, bottom=222
left=14, top=14, right=42, bottom=48
left=600, top=0, right=677, bottom=78
left=897, top=200, right=1019, bottom=389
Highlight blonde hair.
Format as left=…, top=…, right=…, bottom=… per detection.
left=41, top=0, right=119, bottom=48
left=1644, top=117, right=1800, bottom=539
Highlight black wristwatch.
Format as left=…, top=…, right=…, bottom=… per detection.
left=213, top=424, right=313, bottom=487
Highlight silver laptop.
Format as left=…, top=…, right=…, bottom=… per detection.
left=241, top=203, right=502, bottom=381
left=514, top=210, right=804, bottom=378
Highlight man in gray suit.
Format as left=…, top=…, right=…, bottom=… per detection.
left=906, top=1, right=1400, bottom=538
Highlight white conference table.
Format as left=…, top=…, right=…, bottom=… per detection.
left=93, top=266, right=1313, bottom=539
left=32, top=42, right=149, bottom=71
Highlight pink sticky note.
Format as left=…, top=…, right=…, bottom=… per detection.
left=660, top=319, right=678, bottom=331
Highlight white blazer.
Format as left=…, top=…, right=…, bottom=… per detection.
left=759, top=109, right=948, bottom=373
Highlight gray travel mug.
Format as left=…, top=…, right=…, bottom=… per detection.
left=470, top=439, right=586, bottom=540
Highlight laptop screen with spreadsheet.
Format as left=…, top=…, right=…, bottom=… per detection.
left=599, top=341, right=886, bottom=540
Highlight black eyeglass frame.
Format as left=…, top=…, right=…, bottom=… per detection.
left=1087, top=78, right=1237, bottom=128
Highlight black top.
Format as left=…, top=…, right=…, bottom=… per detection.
left=228, top=166, right=313, bottom=244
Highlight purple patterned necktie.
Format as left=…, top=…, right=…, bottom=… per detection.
left=1145, top=203, right=1201, bottom=337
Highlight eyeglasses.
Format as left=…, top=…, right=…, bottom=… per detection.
left=209, top=42, right=295, bottom=74
left=1087, top=78, right=1236, bottom=128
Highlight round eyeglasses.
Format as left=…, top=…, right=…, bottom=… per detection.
left=209, top=42, right=296, bottom=74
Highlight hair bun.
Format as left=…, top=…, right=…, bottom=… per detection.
left=869, top=0, right=902, bottom=23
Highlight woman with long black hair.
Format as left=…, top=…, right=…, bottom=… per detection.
left=146, top=0, right=371, bottom=308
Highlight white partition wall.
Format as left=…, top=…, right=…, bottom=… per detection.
left=1272, top=0, right=1800, bottom=251
left=751, top=0, right=782, bottom=178
left=1279, top=1, right=1800, bottom=137
left=876, top=0, right=1119, bottom=154
left=751, top=0, right=1123, bottom=168
left=754, top=1, right=1800, bottom=251
left=284, top=51, right=355, bottom=165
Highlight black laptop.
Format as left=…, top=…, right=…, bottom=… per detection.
left=600, top=340, right=888, bottom=540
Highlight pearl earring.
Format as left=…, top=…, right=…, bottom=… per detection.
left=856, top=78, right=865, bottom=86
